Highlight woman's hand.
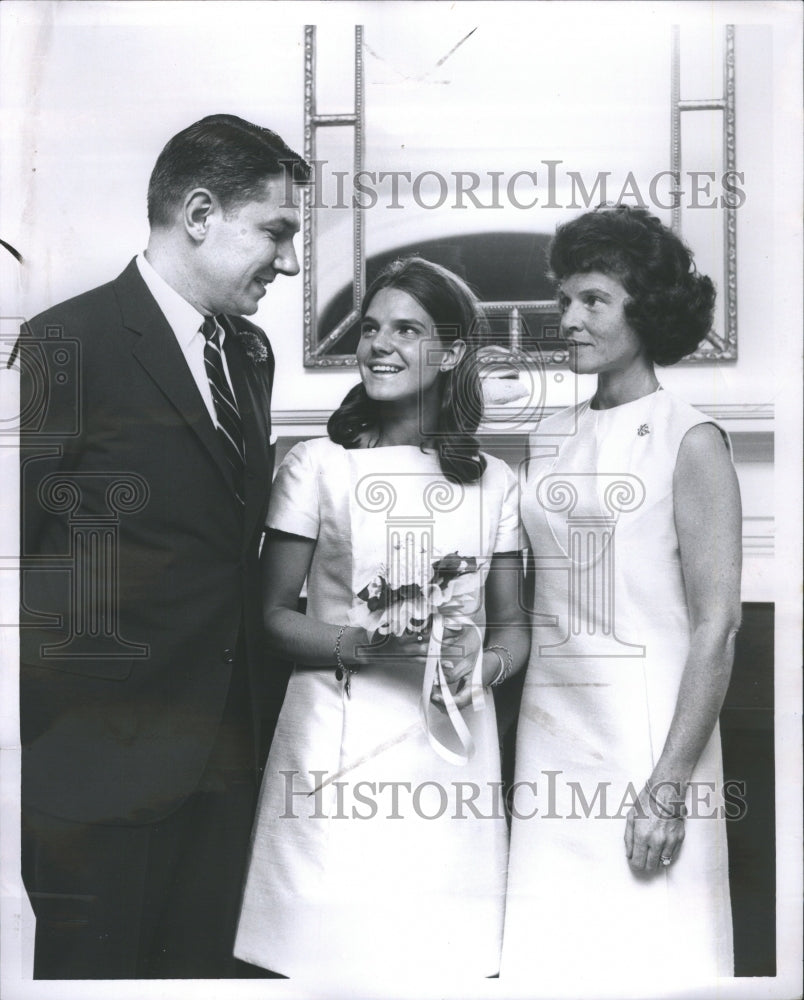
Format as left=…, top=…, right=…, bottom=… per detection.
left=431, top=625, right=484, bottom=712
left=366, top=629, right=430, bottom=668
left=366, top=624, right=488, bottom=712
left=624, top=782, right=686, bottom=872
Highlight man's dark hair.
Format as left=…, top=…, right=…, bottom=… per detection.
left=147, top=114, right=311, bottom=227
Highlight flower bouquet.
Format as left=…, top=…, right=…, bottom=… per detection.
left=348, top=549, right=487, bottom=764
left=350, top=550, right=485, bottom=639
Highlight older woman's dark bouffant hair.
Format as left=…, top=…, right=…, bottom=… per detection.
left=328, top=257, right=487, bottom=484
left=548, top=204, right=716, bottom=366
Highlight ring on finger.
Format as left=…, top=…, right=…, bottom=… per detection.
left=660, top=855, right=673, bottom=866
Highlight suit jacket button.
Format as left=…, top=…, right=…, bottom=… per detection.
left=222, top=648, right=235, bottom=664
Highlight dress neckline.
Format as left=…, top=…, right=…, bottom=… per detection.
left=587, top=385, right=663, bottom=416
left=362, top=443, right=433, bottom=451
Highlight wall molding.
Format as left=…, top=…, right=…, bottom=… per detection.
left=272, top=404, right=775, bottom=463
left=273, top=403, right=775, bottom=427
left=742, top=516, right=775, bottom=555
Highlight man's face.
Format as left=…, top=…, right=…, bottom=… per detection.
left=198, top=175, right=301, bottom=316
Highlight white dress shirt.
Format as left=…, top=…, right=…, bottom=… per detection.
left=136, top=253, right=236, bottom=426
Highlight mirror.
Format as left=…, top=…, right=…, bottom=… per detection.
left=303, top=21, right=737, bottom=368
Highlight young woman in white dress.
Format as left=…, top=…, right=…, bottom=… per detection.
left=502, top=206, right=742, bottom=992
left=235, top=257, right=529, bottom=986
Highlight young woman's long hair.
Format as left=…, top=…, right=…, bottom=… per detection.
left=328, top=257, right=488, bottom=483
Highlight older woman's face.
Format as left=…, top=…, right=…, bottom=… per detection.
left=557, top=271, right=647, bottom=376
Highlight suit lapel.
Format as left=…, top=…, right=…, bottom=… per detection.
left=114, top=260, right=237, bottom=496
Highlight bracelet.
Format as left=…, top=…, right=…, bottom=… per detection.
left=487, top=648, right=506, bottom=687
left=334, top=625, right=356, bottom=698
left=644, top=782, right=688, bottom=820
left=487, top=644, right=514, bottom=687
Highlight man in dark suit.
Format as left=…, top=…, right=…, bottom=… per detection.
left=18, top=114, right=310, bottom=979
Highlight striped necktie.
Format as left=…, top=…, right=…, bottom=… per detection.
left=201, top=316, right=245, bottom=505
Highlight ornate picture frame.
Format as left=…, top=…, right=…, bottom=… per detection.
left=303, top=24, right=738, bottom=368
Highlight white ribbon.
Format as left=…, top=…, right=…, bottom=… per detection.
left=420, top=613, right=486, bottom=766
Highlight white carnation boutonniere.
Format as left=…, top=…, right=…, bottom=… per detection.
left=234, top=329, right=270, bottom=364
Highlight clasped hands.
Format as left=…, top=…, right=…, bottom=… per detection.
left=368, top=623, right=483, bottom=711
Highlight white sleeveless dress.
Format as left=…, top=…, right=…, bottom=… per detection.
left=235, top=439, right=519, bottom=987
left=501, top=389, right=734, bottom=993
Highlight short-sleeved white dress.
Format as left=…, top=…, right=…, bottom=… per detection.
left=235, top=438, right=520, bottom=986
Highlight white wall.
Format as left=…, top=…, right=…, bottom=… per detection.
left=0, top=5, right=785, bottom=407
left=1, top=2, right=797, bottom=605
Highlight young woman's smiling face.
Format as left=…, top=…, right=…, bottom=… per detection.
left=357, top=287, right=454, bottom=404
left=557, top=271, right=647, bottom=376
